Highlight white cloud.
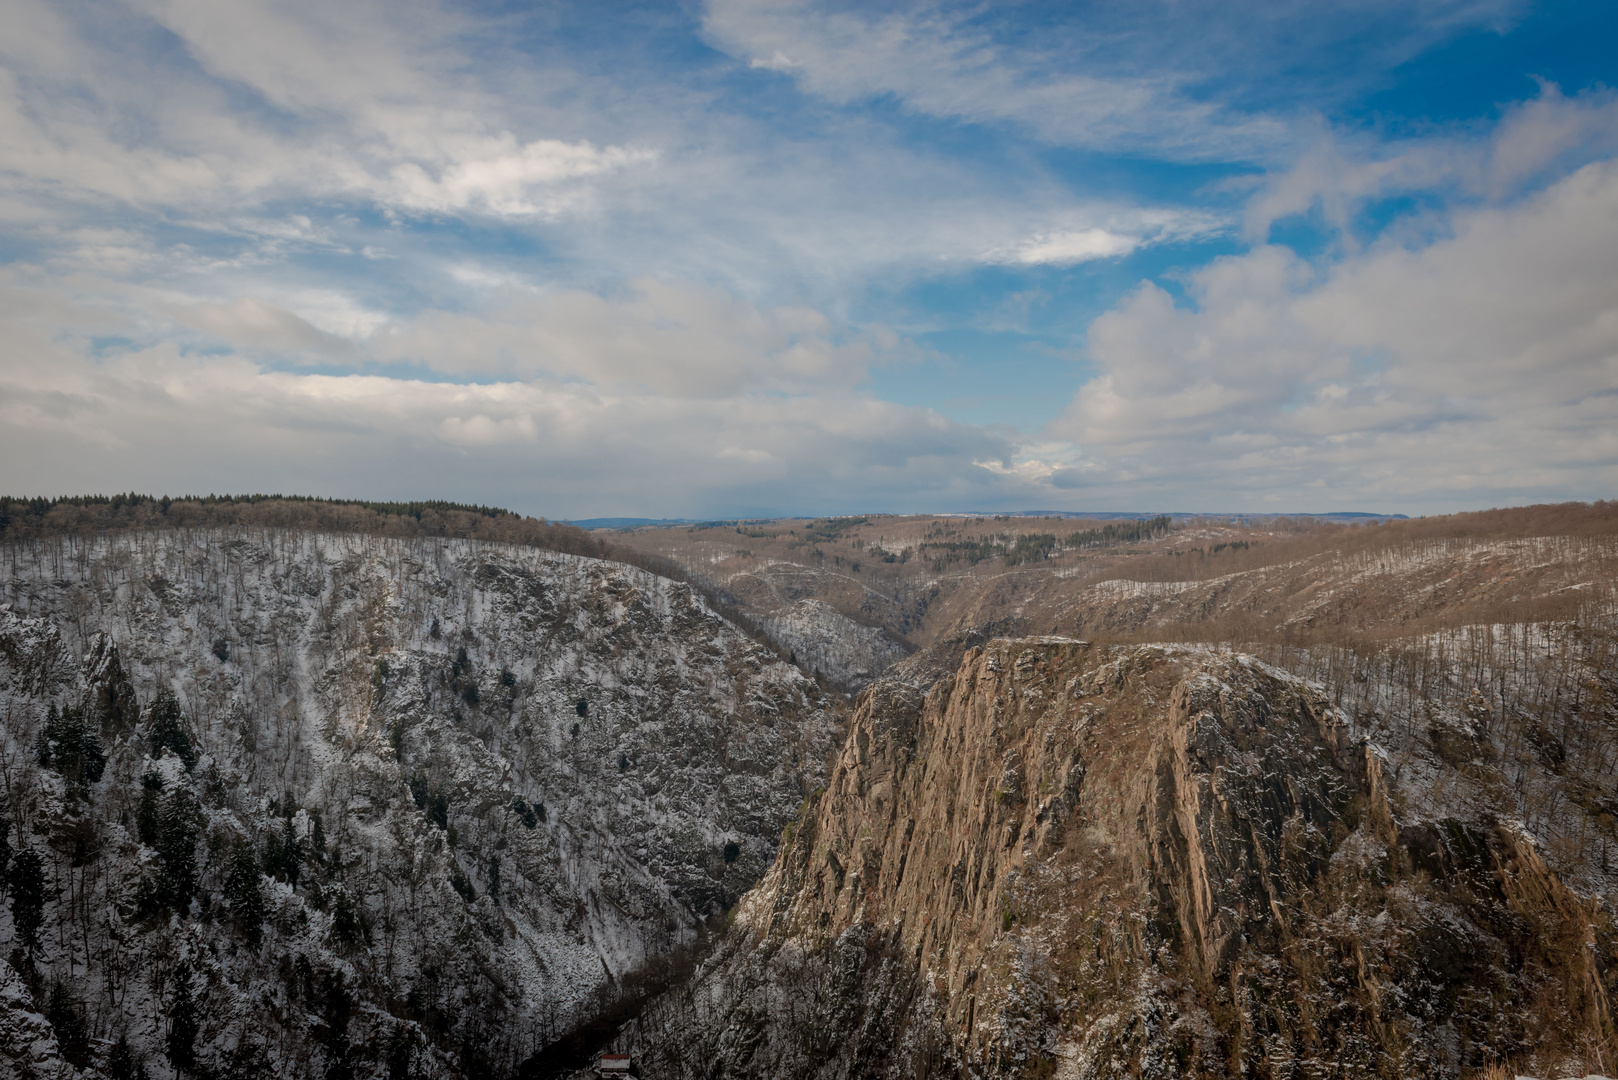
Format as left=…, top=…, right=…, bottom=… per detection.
left=366, top=278, right=874, bottom=397
left=984, top=210, right=1226, bottom=267
left=0, top=263, right=1074, bottom=515
left=380, top=136, right=655, bottom=218
left=701, top=0, right=1292, bottom=159
left=0, top=0, right=1218, bottom=306
left=1050, top=159, right=1618, bottom=510
left=973, top=440, right=1088, bottom=485
left=0, top=330, right=1030, bottom=517
left=2, top=0, right=1606, bottom=519
left=0, top=0, right=650, bottom=221
left=749, top=51, right=800, bottom=72
left=173, top=298, right=347, bottom=354
left=1000, top=229, right=1139, bottom=266
left=171, top=291, right=388, bottom=352
left=1243, top=83, right=1618, bottom=242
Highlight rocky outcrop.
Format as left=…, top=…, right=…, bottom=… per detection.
left=755, top=600, right=909, bottom=692
left=627, top=639, right=1618, bottom=1079
left=0, top=530, right=841, bottom=1078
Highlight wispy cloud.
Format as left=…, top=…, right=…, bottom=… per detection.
left=981, top=210, right=1227, bottom=267
left=0, top=0, right=1610, bottom=516
left=0, top=0, right=651, bottom=221
left=1243, top=83, right=1618, bottom=242
left=700, top=0, right=1292, bottom=160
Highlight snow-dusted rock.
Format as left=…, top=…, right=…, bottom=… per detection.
left=0, top=529, right=841, bottom=1077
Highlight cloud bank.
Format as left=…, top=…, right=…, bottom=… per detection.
left=0, top=0, right=1613, bottom=516
left=1054, top=158, right=1618, bottom=506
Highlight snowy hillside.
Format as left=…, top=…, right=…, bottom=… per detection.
left=0, top=529, right=840, bottom=1077
left=755, top=599, right=909, bottom=691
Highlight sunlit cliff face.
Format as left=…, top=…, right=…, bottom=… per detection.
left=625, top=636, right=1618, bottom=1079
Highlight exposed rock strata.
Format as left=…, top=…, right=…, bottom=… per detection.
left=628, top=639, right=1618, bottom=1079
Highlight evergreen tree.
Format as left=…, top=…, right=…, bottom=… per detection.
left=158, top=786, right=202, bottom=913
left=330, top=890, right=365, bottom=948
left=44, top=983, right=91, bottom=1066
left=221, top=1037, right=273, bottom=1080
left=261, top=828, right=284, bottom=879
left=166, top=962, right=200, bottom=1075
left=0, top=801, right=11, bottom=889
left=9, top=847, right=46, bottom=955
left=148, top=692, right=196, bottom=768
left=107, top=1035, right=148, bottom=1080
left=309, top=810, right=327, bottom=866
left=385, top=1031, right=414, bottom=1080
left=319, top=971, right=354, bottom=1080
left=136, top=772, right=163, bottom=847
left=36, top=703, right=106, bottom=789
left=281, top=816, right=303, bottom=888
left=224, top=842, right=266, bottom=949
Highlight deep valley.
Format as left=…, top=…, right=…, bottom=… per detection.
left=1, top=498, right=1615, bottom=1079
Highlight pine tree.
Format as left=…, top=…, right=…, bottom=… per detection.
left=330, top=889, right=364, bottom=948
left=158, top=786, right=202, bottom=913
left=44, top=983, right=91, bottom=1066
left=385, top=1031, right=413, bottom=1080
left=148, top=692, right=196, bottom=768
left=309, top=810, right=327, bottom=866
left=261, top=828, right=284, bottom=880
left=0, top=801, right=11, bottom=889
left=37, top=703, right=106, bottom=789
left=136, top=772, right=163, bottom=847
left=107, top=1035, right=147, bottom=1080
left=320, top=971, right=355, bottom=1080
left=9, top=847, right=46, bottom=955
left=224, top=842, right=266, bottom=949
left=221, top=1037, right=273, bottom=1080
left=166, top=962, right=200, bottom=1075
left=282, top=816, right=303, bottom=888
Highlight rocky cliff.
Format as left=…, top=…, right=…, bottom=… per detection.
left=754, top=600, right=909, bottom=693
left=626, top=637, right=1618, bottom=1079
left=0, top=529, right=840, bottom=1078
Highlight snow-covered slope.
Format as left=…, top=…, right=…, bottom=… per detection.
left=755, top=599, right=909, bottom=691
left=0, top=529, right=840, bottom=1078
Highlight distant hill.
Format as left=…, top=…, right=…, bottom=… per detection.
left=576, top=511, right=1411, bottom=530
left=566, top=517, right=702, bottom=529
left=963, top=510, right=1411, bottom=522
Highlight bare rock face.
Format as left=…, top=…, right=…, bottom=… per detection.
left=628, top=639, right=1618, bottom=1079
left=0, top=530, right=840, bottom=1078
left=754, top=599, right=909, bottom=692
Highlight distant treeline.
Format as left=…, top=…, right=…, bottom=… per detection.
left=1107, top=501, right=1618, bottom=589
left=921, top=514, right=1175, bottom=569
left=0, top=492, right=611, bottom=558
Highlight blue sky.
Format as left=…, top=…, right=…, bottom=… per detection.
left=2, top=0, right=1615, bottom=517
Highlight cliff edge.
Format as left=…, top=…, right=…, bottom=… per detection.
left=628, top=638, right=1618, bottom=1079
